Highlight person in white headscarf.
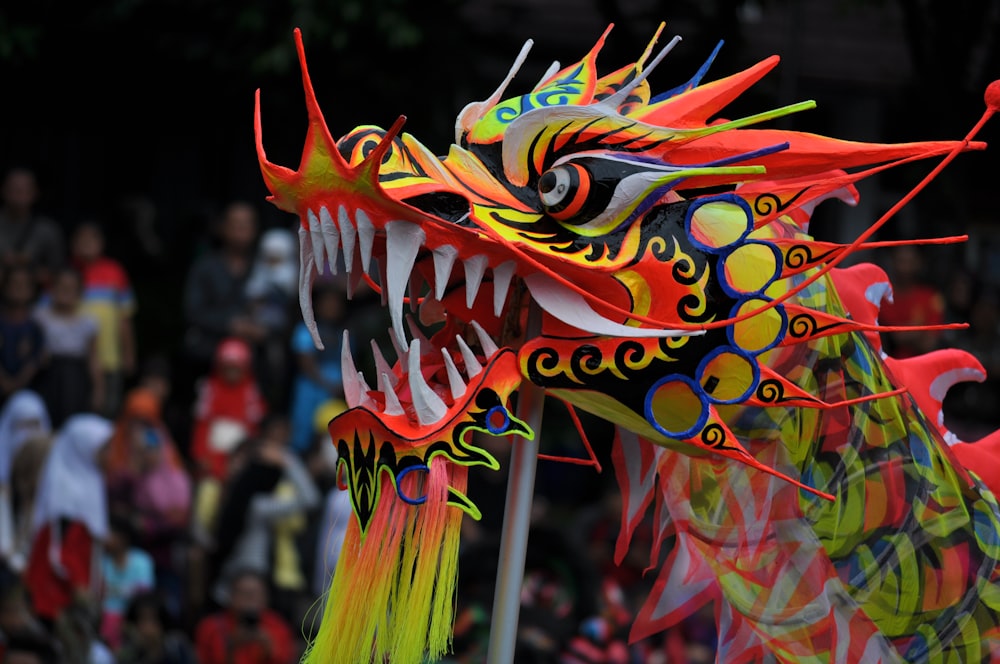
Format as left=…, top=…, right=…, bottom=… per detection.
left=0, top=389, right=51, bottom=572
left=245, top=226, right=299, bottom=407
left=24, top=414, right=113, bottom=629
left=245, top=227, right=298, bottom=306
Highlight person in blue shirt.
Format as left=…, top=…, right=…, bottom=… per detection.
left=99, top=515, right=154, bottom=651
left=288, top=279, right=347, bottom=455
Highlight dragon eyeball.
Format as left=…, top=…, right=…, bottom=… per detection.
left=538, top=163, right=591, bottom=221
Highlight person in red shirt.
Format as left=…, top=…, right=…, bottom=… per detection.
left=194, top=568, right=295, bottom=664
left=69, top=220, right=137, bottom=418
left=23, top=414, right=114, bottom=628
left=190, top=338, right=267, bottom=549
left=191, top=337, right=267, bottom=483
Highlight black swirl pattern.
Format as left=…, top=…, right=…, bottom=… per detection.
left=788, top=313, right=846, bottom=340
left=570, top=345, right=605, bottom=376
left=783, top=244, right=840, bottom=271
left=701, top=423, right=728, bottom=448
left=752, top=188, right=809, bottom=217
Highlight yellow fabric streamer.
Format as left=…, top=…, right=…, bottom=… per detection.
left=302, top=458, right=466, bottom=664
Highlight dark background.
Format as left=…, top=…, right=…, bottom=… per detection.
left=2, top=0, right=999, bottom=370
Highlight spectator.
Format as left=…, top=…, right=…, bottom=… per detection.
left=0, top=167, right=64, bottom=291
left=0, top=581, right=48, bottom=657
left=0, top=267, right=45, bottom=407
left=105, top=387, right=191, bottom=620
left=878, top=245, right=946, bottom=358
left=301, top=402, right=350, bottom=600
left=194, top=568, right=295, bottom=664
left=116, top=591, right=196, bottom=664
left=136, top=355, right=172, bottom=407
left=24, top=415, right=113, bottom=631
left=1, top=629, right=57, bottom=664
left=288, top=279, right=347, bottom=455
left=208, top=414, right=319, bottom=610
left=190, top=337, right=267, bottom=544
left=182, top=201, right=264, bottom=379
left=245, top=226, right=298, bottom=410
left=70, top=220, right=138, bottom=417
left=32, top=266, right=102, bottom=427
left=99, top=516, right=154, bottom=651
left=0, top=391, right=51, bottom=575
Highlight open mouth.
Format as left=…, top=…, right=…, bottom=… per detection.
left=300, top=206, right=522, bottom=429
left=300, top=202, right=704, bottom=430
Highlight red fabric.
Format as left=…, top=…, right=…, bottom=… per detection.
left=194, top=610, right=295, bottom=664
left=191, top=376, right=266, bottom=480
left=23, top=522, right=93, bottom=620
left=878, top=284, right=945, bottom=358
left=75, top=256, right=132, bottom=293
left=952, top=429, right=1000, bottom=497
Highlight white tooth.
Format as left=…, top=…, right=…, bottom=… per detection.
left=463, top=255, right=488, bottom=308
left=390, top=327, right=409, bottom=367
left=379, top=372, right=404, bottom=416
left=470, top=320, right=499, bottom=357
left=355, top=209, right=375, bottom=274
left=370, top=340, right=398, bottom=387
left=307, top=210, right=326, bottom=276
left=319, top=206, right=340, bottom=275
left=341, top=331, right=363, bottom=407
left=338, top=206, right=358, bottom=273
left=432, top=245, right=458, bottom=300
left=386, top=221, right=425, bottom=348
left=297, top=226, right=323, bottom=350
left=407, top=340, right=448, bottom=426
left=441, top=350, right=467, bottom=401
left=405, top=314, right=432, bottom=352
left=523, top=273, right=705, bottom=339
left=456, top=335, right=482, bottom=378
left=492, top=260, right=516, bottom=317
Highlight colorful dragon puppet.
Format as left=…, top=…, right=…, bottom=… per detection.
left=255, top=23, right=1000, bottom=663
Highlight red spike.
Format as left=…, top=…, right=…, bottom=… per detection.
left=748, top=366, right=907, bottom=409
left=695, top=90, right=997, bottom=333
left=636, top=56, right=781, bottom=127
left=772, top=236, right=967, bottom=278
left=778, top=303, right=966, bottom=346
left=678, top=407, right=835, bottom=501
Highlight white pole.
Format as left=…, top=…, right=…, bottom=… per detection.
left=486, top=302, right=545, bottom=664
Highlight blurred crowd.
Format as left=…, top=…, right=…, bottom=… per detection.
left=0, top=161, right=997, bottom=664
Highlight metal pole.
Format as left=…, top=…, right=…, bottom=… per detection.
left=486, top=302, right=545, bottom=664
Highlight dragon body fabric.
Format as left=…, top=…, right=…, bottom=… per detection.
left=254, top=23, right=1000, bottom=663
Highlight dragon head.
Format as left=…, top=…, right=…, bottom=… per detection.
left=257, top=25, right=974, bottom=508
left=258, top=24, right=987, bottom=664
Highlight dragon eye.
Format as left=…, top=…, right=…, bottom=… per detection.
left=538, top=163, right=591, bottom=221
